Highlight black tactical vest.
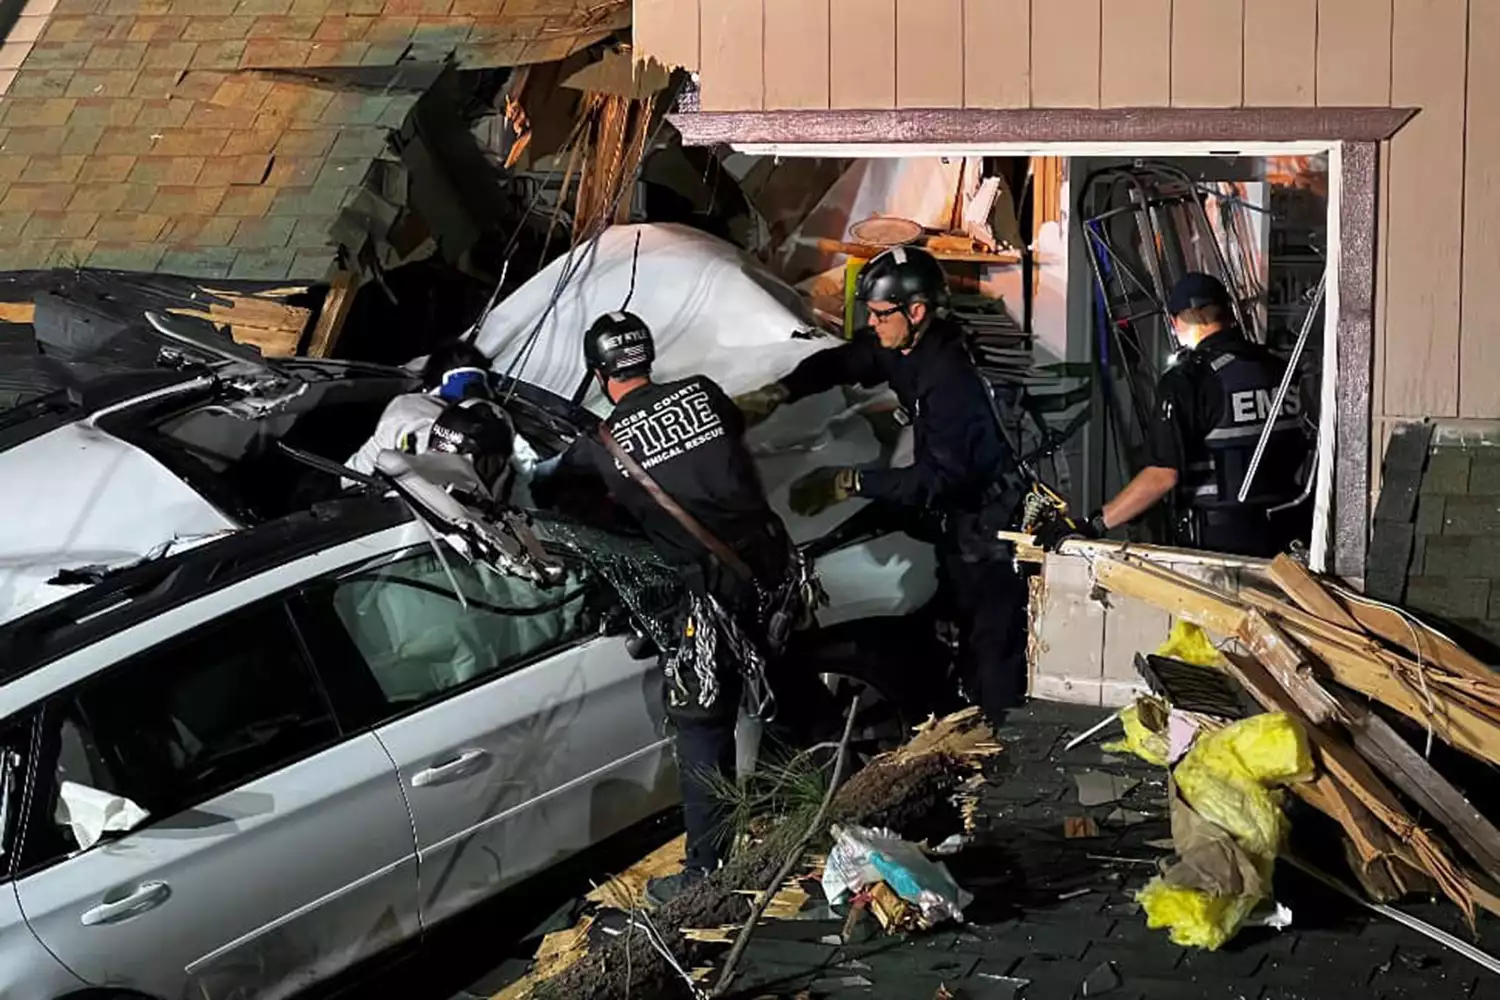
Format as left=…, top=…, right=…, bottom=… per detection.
left=1178, top=339, right=1308, bottom=513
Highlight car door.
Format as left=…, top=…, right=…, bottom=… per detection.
left=11, top=600, right=420, bottom=1000
left=305, top=545, right=675, bottom=929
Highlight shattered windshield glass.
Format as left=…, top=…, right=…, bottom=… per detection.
left=531, top=514, right=681, bottom=647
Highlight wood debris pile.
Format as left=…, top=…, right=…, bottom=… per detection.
left=1084, top=547, right=1500, bottom=925
left=495, top=708, right=1000, bottom=1000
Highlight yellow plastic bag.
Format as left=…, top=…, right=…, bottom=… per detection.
left=1136, top=713, right=1313, bottom=950
left=1103, top=697, right=1170, bottom=767
left=1154, top=620, right=1223, bottom=668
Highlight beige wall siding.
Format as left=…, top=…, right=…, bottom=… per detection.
left=1171, top=0, right=1245, bottom=107
left=637, top=0, right=1500, bottom=444
left=1101, top=0, right=1173, bottom=107
left=964, top=0, right=1031, bottom=108
left=1383, top=0, right=1467, bottom=418
left=1244, top=0, right=1317, bottom=106
left=897, top=0, right=965, bottom=108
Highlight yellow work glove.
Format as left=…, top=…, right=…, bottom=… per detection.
left=733, top=382, right=790, bottom=428
left=789, top=466, right=859, bottom=517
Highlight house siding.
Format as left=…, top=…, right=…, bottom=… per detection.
left=638, top=0, right=1500, bottom=509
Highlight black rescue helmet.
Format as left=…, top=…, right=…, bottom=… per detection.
left=428, top=396, right=516, bottom=495
left=855, top=245, right=950, bottom=312
left=584, top=311, right=655, bottom=380
left=428, top=397, right=515, bottom=463
left=1167, top=272, right=1234, bottom=317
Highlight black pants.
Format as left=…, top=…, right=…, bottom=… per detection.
left=662, top=600, right=745, bottom=874
left=944, top=550, right=1030, bottom=724
left=1195, top=506, right=1309, bottom=558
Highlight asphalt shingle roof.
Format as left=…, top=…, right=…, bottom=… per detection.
left=0, top=0, right=626, bottom=279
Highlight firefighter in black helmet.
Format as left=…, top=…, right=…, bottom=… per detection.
left=736, top=245, right=1029, bottom=725
left=543, top=311, right=817, bottom=906
left=1034, top=272, right=1311, bottom=556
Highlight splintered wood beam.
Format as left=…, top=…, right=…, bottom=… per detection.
left=1342, top=700, right=1500, bottom=880
left=1236, top=609, right=1342, bottom=725
left=1090, top=555, right=1247, bottom=637
left=306, top=271, right=358, bottom=359
left=1268, top=554, right=1364, bottom=632
left=1222, top=651, right=1476, bottom=922
left=0, top=302, right=36, bottom=324
left=1335, top=590, right=1498, bottom=683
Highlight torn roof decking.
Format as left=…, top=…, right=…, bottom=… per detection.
left=0, top=0, right=628, bottom=280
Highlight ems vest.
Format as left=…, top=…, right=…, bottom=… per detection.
left=1179, top=341, right=1307, bottom=513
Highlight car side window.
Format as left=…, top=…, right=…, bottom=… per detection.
left=328, top=549, right=601, bottom=711
left=18, top=604, right=340, bottom=874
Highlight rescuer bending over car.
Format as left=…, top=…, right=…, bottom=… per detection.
left=735, top=247, right=1029, bottom=728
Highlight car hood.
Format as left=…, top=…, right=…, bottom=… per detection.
left=0, top=421, right=236, bottom=626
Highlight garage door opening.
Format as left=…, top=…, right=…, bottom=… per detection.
left=676, top=143, right=1335, bottom=568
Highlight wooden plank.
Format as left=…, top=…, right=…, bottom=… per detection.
left=0, top=302, right=35, bottom=323
left=1100, top=0, right=1171, bottom=108
left=1333, top=591, right=1497, bottom=683
left=1223, top=650, right=1475, bottom=918
left=1244, top=0, right=1317, bottom=106
left=1345, top=701, right=1500, bottom=879
left=1383, top=0, right=1467, bottom=418
left=764, top=0, right=831, bottom=110
left=1171, top=0, right=1244, bottom=108
left=1461, top=0, right=1500, bottom=416
left=1235, top=609, right=1342, bottom=724
left=1267, top=554, right=1363, bottom=632
left=1030, top=0, right=1099, bottom=109
left=830, top=0, right=896, bottom=109
left=632, top=0, right=700, bottom=71
left=305, top=272, right=357, bottom=360
left=896, top=0, right=963, bottom=108
left=1316, top=0, right=1393, bottom=106
left=699, top=0, right=764, bottom=112
left=964, top=0, right=1030, bottom=109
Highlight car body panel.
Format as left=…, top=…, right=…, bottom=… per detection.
left=0, top=420, right=238, bottom=628
left=372, top=633, right=672, bottom=930
left=0, top=882, right=84, bottom=998
left=14, top=733, right=418, bottom=1000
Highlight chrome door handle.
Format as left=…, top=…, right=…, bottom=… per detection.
left=412, top=748, right=490, bottom=788
left=81, top=881, right=171, bottom=927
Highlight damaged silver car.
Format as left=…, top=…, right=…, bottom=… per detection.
left=0, top=321, right=946, bottom=1000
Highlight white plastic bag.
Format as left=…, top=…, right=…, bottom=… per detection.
left=58, top=781, right=149, bottom=851
left=822, top=824, right=973, bottom=927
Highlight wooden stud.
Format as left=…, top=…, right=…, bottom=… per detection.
left=1235, top=609, right=1342, bottom=724
left=964, top=0, right=1029, bottom=109
left=305, top=271, right=357, bottom=359
left=1244, top=0, right=1317, bottom=106
left=1030, top=0, right=1099, bottom=109
left=1267, top=554, right=1363, bottom=632
left=1100, top=0, right=1171, bottom=108
left=1171, top=0, right=1244, bottom=108
left=829, top=0, right=896, bottom=110
left=0, top=302, right=36, bottom=323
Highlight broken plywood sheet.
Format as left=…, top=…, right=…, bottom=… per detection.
left=1030, top=553, right=1106, bottom=707
left=585, top=833, right=686, bottom=911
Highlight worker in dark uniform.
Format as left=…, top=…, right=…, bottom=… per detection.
left=1035, top=272, right=1310, bottom=557
left=735, top=246, right=1028, bottom=725
left=544, top=311, right=816, bottom=905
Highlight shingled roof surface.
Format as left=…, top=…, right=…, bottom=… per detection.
left=0, top=0, right=627, bottom=279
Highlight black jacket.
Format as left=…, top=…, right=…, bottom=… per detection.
left=781, top=320, right=1016, bottom=515
left=558, top=375, right=790, bottom=599
left=1147, top=328, right=1308, bottom=513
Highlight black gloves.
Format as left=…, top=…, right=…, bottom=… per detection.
left=1032, top=510, right=1105, bottom=552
